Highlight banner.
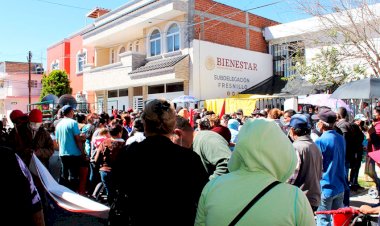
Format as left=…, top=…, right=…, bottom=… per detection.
left=29, top=154, right=110, bottom=219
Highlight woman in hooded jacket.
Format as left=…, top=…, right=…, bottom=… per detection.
left=195, top=118, right=315, bottom=226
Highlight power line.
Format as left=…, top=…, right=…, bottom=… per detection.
left=31, top=0, right=91, bottom=10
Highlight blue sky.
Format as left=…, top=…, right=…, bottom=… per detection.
left=0, top=0, right=309, bottom=67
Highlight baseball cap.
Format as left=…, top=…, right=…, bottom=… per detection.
left=311, top=109, right=337, bottom=124
left=236, top=109, right=243, bottom=115
left=252, top=109, right=267, bottom=117
left=10, top=109, right=28, bottom=123
left=61, top=105, right=73, bottom=115
left=354, top=114, right=368, bottom=121
left=29, top=109, right=43, bottom=123
left=289, top=114, right=311, bottom=129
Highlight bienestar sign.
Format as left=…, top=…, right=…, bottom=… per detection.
left=192, top=40, right=273, bottom=100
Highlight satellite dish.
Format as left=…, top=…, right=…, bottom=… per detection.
left=41, top=94, right=59, bottom=104
left=58, top=94, right=77, bottom=109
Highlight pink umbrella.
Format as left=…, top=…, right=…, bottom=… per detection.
left=298, top=94, right=352, bottom=112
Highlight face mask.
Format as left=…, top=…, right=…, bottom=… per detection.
left=30, top=122, right=42, bottom=131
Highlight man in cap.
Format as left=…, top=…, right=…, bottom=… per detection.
left=55, top=105, right=85, bottom=192
left=251, top=109, right=267, bottom=118
left=313, top=109, right=347, bottom=226
left=28, top=109, right=54, bottom=168
left=7, top=109, right=34, bottom=165
left=288, top=114, right=323, bottom=211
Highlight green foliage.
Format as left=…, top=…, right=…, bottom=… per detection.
left=289, top=47, right=366, bottom=92
left=40, top=70, right=72, bottom=101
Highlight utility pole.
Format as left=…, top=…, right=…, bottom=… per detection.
left=27, top=51, right=32, bottom=106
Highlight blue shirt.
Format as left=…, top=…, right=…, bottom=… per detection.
left=55, top=118, right=81, bottom=156
left=315, top=130, right=347, bottom=198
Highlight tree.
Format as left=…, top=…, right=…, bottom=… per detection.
left=40, top=70, right=72, bottom=100
left=289, top=47, right=366, bottom=92
left=295, top=0, right=380, bottom=77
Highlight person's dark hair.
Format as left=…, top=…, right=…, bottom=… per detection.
left=109, top=124, right=123, bottom=137
left=132, top=118, right=144, bottom=132
left=123, top=114, right=131, bottom=124
left=199, top=117, right=211, bottom=130
left=222, top=114, right=231, bottom=121
left=284, top=109, right=296, bottom=117
left=76, top=113, right=86, bottom=124
left=293, top=127, right=311, bottom=136
left=205, top=111, right=215, bottom=116
left=337, top=107, right=348, bottom=119
left=375, top=106, right=380, bottom=114
left=142, top=99, right=176, bottom=135
left=175, top=116, right=192, bottom=131
left=100, top=112, right=110, bottom=120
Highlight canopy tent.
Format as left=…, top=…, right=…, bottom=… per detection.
left=241, top=76, right=327, bottom=96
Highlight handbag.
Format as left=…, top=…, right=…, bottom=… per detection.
left=228, top=181, right=281, bottom=226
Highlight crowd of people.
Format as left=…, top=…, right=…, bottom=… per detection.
left=2, top=99, right=380, bottom=226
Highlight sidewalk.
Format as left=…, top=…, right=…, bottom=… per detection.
left=350, top=162, right=379, bottom=208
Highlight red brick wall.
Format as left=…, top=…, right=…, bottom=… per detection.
left=4, top=62, right=42, bottom=74
left=194, top=0, right=279, bottom=53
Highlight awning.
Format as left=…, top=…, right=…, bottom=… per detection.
left=240, top=76, right=287, bottom=95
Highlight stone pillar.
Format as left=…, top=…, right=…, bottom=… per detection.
left=128, top=87, right=134, bottom=108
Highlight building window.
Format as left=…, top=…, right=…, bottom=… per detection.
left=77, top=49, right=87, bottom=73
left=51, top=60, right=59, bottom=70
left=119, top=88, right=128, bottom=97
left=119, top=47, right=126, bottom=54
left=166, top=82, right=183, bottom=92
left=30, top=80, right=38, bottom=88
left=129, top=43, right=133, bottom=51
left=167, top=24, right=180, bottom=52
left=272, top=41, right=304, bottom=77
left=148, top=84, right=164, bottom=94
left=110, top=49, right=115, bottom=64
left=150, top=29, right=161, bottom=56
left=108, top=90, right=118, bottom=98
left=135, top=41, right=139, bottom=52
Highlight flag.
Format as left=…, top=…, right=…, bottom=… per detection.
left=219, top=100, right=226, bottom=119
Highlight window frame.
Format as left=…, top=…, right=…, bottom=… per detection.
left=166, top=23, right=180, bottom=52
left=149, top=29, right=162, bottom=57
left=51, top=59, right=60, bottom=71
left=76, top=49, right=87, bottom=74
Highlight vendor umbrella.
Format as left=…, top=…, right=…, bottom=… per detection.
left=171, top=95, right=199, bottom=103
left=330, top=77, right=380, bottom=99
left=298, top=94, right=352, bottom=112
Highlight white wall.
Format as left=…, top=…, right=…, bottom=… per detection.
left=192, top=40, right=273, bottom=100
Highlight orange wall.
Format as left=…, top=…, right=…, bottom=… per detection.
left=47, top=40, right=70, bottom=74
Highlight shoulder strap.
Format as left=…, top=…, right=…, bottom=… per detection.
left=228, top=181, right=281, bottom=226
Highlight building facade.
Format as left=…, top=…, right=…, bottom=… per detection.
left=0, top=61, right=43, bottom=122
left=48, top=0, right=278, bottom=114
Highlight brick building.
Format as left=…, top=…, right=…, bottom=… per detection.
left=47, top=0, right=278, bottom=114
left=0, top=61, right=43, bottom=123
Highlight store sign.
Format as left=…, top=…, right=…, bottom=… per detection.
left=193, top=40, right=273, bottom=100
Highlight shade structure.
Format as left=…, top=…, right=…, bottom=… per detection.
left=331, top=77, right=380, bottom=99
left=171, top=95, right=199, bottom=103
left=298, top=94, right=351, bottom=112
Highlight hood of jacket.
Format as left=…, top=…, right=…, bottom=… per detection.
left=228, top=118, right=296, bottom=182
left=227, top=119, right=240, bottom=131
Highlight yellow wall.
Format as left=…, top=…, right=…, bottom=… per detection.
left=96, top=48, right=110, bottom=67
